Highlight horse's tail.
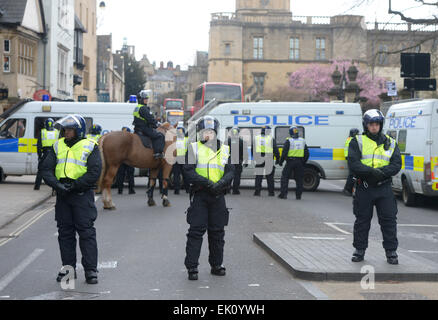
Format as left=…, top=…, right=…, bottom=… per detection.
left=97, top=135, right=106, bottom=193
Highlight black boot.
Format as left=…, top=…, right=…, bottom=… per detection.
left=386, top=250, right=399, bottom=265
left=268, top=192, right=275, bottom=197
left=118, top=189, right=123, bottom=194
left=232, top=190, right=240, bottom=195
left=211, top=265, right=226, bottom=276
left=254, top=191, right=260, bottom=196
left=129, top=189, right=136, bottom=194
left=278, top=194, right=287, bottom=199
left=85, top=270, right=98, bottom=284
left=351, top=249, right=365, bottom=262
left=296, top=195, right=302, bottom=200
left=187, top=268, right=198, bottom=281
left=56, top=268, right=77, bottom=282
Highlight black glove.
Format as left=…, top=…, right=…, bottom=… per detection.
left=371, top=168, right=386, bottom=181
left=55, top=182, right=69, bottom=196
left=211, top=180, right=227, bottom=195
left=275, top=159, right=280, bottom=166
left=279, top=161, right=284, bottom=167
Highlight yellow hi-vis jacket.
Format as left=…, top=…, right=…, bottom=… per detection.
left=356, top=134, right=396, bottom=168
left=254, top=135, right=273, bottom=153
left=41, top=128, right=60, bottom=147
left=191, top=141, right=230, bottom=183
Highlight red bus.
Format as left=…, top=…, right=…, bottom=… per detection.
left=163, top=98, right=184, bottom=111
left=191, top=82, right=244, bottom=116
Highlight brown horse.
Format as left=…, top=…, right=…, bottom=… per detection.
left=97, top=123, right=176, bottom=210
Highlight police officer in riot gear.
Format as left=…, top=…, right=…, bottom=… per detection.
left=34, top=118, right=60, bottom=190
left=227, top=126, right=248, bottom=195
left=133, top=90, right=165, bottom=159
left=343, top=128, right=360, bottom=196
left=183, top=116, right=235, bottom=280
left=348, top=109, right=401, bottom=264
left=173, top=124, right=189, bottom=194
left=278, top=126, right=309, bottom=200
left=41, top=114, right=102, bottom=284
left=253, top=126, right=280, bottom=196
left=86, top=124, right=103, bottom=144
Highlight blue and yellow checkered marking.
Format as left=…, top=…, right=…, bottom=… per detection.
left=0, top=138, right=38, bottom=153
left=401, top=155, right=424, bottom=172
left=278, top=148, right=346, bottom=161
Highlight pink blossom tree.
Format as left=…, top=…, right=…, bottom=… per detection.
left=288, top=60, right=387, bottom=105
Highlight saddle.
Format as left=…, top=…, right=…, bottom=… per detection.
left=135, top=132, right=152, bottom=149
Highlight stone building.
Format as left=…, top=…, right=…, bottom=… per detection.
left=208, top=0, right=438, bottom=101
left=0, top=0, right=46, bottom=113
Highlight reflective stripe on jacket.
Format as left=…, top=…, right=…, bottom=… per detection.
left=191, top=141, right=230, bottom=183
left=54, top=138, right=96, bottom=180
left=356, top=134, right=396, bottom=168
left=287, top=137, right=305, bottom=158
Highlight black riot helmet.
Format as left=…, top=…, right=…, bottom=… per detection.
left=363, top=109, right=384, bottom=134
left=196, top=116, right=220, bottom=134
left=261, top=125, right=271, bottom=136
left=289, top=126, right=299, bottom=138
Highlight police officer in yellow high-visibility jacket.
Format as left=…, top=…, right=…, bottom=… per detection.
left=34, top=118, right=60, bottom=190
left=86, top=124, right=102, bottom=144
left=183, top=116, right=235, bottom=281
left=173, top=125, right=189, bottom=194
left=41, top=114, right=102, bottom=284
left=342, top=128, right=360, bottom=196
left=348, top=109, right=401, bottom=265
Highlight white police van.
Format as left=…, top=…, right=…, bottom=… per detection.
left=187, top=101, right=363, bottom=191
left=0, top=100, right=136, bottom=182
left=384, top=99, right=438, bottom=206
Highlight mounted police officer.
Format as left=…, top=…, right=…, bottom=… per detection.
left=227, top=126, right=248, bottom=195
left=253, top=125, right=280, bottom=197
left=34, top=118, right=60, bottom=190
left=183, top=116, right=235, bottom=280
left=133, top=90, right=165, bottom=159
left=278, top=126, right=309, bottom=200
left=173, top=124, right=189, bottom=194
left=86, top=124, right=102, bottom=144
left=343, top=128, right=360, bottom=196
left=348, top=109, right=401, bottom=265
left=41, top=114, right=102, bottom=284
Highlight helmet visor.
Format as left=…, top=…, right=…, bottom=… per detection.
left=57, top=115, right=81, bottom=129
left=202, top=118, right=215, bottom=131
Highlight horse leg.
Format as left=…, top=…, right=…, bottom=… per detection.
left=147, top=169, right=158, bottom=207
left=161, top=163, right=173, bottom=207
left=102, top=165, right=119, bottom=210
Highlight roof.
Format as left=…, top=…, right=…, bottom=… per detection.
left=74, top=14, right=87, bottom=33
left=0, top=0, right=28, bottom=25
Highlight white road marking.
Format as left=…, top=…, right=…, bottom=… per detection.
left=324, top=222, right=352, bottom=235
left=150, top=289, right=160, bottom=292
left=0, top=296, right=10, bottom=298
left=198, top=286, right=210, bottom=289
left=0, top=249, right=44, bottom=292
left=248, top=284, right=260, bottom=287
left=298, top=281, right=330, bottom=300
left=324, top=182, right=344, bottom=191
left=292, top=236, right=346, bottom=240
left=328, top=222, right=438, bottom=228
left=409, top=250, right=438, bottom=254
left=77, top=261, right=118, bottom=270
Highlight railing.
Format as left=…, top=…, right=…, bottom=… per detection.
left=292, top=16, right=331, bottom=25
left=211, top=12, right=237, bottom=21
left=366, top=21, right=438, bottom=32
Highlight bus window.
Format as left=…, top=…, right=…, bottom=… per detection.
left=204, top=84, right=242, bottom=104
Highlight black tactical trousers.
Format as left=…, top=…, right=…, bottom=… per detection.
left=255, top=166, right=276, bottom=194
left=34, top=150, right=50, bottom=189
left=143, top=127, right=164, bottom=154
left=184, top=191, right=229, bottom=269
left=55, top=190, right=98, bottom=272
left=173, top=163, right=189, bottom=192
left=232, top=164, right=243, bottom=193
left=280, top=159, right=304, bottom=198
left=353, top=182, right=398, bottom=251
left=116, top=163, right=135, bottom=192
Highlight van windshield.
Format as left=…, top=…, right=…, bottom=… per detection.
left=0, top=118, right=26, bottom=139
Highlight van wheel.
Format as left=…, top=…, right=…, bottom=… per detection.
left=402, top=179, right=417, bottom=207
left=303, top=167, right=320, bottom=192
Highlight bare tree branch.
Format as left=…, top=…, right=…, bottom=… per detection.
left=389, top=0, right=438, bottom=24
left=415, top=0, right=438, bottom=6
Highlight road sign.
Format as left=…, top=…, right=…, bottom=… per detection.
left=404, top=78, right=436, bottom=91
left=386, top=81, right=397, bottom=96
left=33, top=89, right=51, bottom=101
left=401, top=53, right=431, bottom=78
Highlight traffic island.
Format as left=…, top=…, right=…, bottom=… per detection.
left=253, top=233, right=438, bottom=281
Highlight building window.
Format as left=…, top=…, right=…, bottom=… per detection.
left=74, top=30, right=84, bottom=66
left=225, top=43, right=231, bottom=56
left=83, top=56, right=90, bottom=90
left=58, top=0, right=70, bottom=28
left=3, top=56, right=10, bottom=73
left=58, top=47, right=68, bottom=91
left=18, top=41, right=34, bottom=76
left=378, top=44, right=388, bottom=65
left=4, top=40, right=10, bottom=53
left=289, top=38, right=299, bottom=60
left=253, top=73, right=266, bottom=95
left=316, top=38, right=326, bottom=60
left=253, top=37, right=263, bottom=59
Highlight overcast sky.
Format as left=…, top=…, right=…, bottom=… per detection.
left=97, top=0, right=432, bottom=69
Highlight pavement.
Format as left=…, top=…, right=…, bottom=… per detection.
left=0, top=176, right=52, bottom=230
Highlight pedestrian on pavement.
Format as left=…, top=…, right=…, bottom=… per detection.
left=348, top=109, right=401, bottom=265
left=41, top=114, right=102, bottom=284
left=343, top=128, right=360, bottom=196
left=183, top=116, right=235, bottom=280
left=86, top=124, right=103, bottom=144
left=227, top=126, right=249, bottom=195
left=173, top=124, right=189, bottom=194
left=116, top=127, right=136, bottom=195
left=278, top=126, right=309, bottom=200
left=34, top=118, right=59, bottom=190
left=253, top=126, right=280, bottom=197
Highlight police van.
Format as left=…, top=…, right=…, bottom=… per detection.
left=0, top=100, right=136, bottom=182
left=187, top=101, right=363, bottom=191
left=383, top=99, right=438, bottom=206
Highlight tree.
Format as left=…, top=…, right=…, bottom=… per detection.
left=123, top=54, right=147, bottom=101
left=288, top=60, right=388, bottom=105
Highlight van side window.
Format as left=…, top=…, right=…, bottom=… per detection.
left=398, top=129, right=407, bottom=152
left=0, top=118, right=26, bottom=139
left=275, top=126, right=305, bottom=146
left=387, top=130, right=397, bottom=140
left=34, top=117, right=62, bottom=138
